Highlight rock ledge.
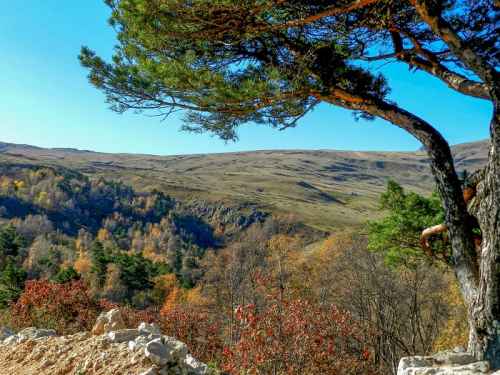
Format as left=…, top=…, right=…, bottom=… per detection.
left=398, top=348, right=500, bottom=375
left=0, top=308, right=215, bottom=375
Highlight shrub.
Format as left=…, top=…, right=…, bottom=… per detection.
left=8, top=278, right=163, bottom=335
left=222, top=295, right=377, bottom=375
left=160, top=305, right=223, bottom=366
left=10, top=279, right=100, bottom=334
left=98, top=299, right=158, bottom=328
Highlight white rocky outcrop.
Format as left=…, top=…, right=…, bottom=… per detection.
left=91, top=308, right=127, bottom=335
left=145, top=338, right=170, bottom=366
left=138, top=322, right=161, bottom=336
left=0, top=309, right=214, bottom=374
left=398, top=348, right=500, bottom=375
left=107, top=328, right=143, bottom=343
left=2, top=327, right=56, bottom=345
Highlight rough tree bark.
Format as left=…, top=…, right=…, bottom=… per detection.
left=469, top=87, right=500, bottom=367
left=410, top=0, right=500, bottom=366
left=322, top=85, right=498, bottom=366
left=364, top=91, right=500, bottom=368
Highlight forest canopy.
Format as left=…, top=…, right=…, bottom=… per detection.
left=0, top=162, right=469, bottom=374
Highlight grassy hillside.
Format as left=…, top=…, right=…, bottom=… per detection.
left=0, top=140, right=488, bottom=231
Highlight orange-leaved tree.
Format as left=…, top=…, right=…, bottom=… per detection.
left=223, top=292, right=377, bottom=375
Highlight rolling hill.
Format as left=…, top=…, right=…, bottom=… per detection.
left=0, top=140, right=488, bottom=231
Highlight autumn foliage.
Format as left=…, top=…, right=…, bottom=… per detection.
left=98, top=299, right=158, bottom=328
left=222, top=292, right=375, bottom=375
left=10, top=279, right=100, bottom=334
left=0, top=176, right=466, bottom=375
left=160, top=306, right=223, bottom=365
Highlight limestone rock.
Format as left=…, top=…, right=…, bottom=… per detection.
left=138, top=322, right=161, bottom=336
left=18, top=327, right=57, bottom=340
left=2, top=327, right=56, bottom=345
left=128, top=335, right=151, bottom=352
left=107, top=329, right=141, bottom=343
left=0, top=327, right=14, bottom=341
left=398, top=349, right=490, bottom=375
left=0, top=313, right=214, bottom=374
left=91, top=308, right=126, bottom=335
left=432, top=350, right=478, bottom=366
left=184, top=353, right=209, bottom=375
left=163, top=335, right=188, bottom=361
left=140, top=367, right=158, bottom=375
left=145, top=338, right=170, bottom=366
left=3, top=335, right=19, bottom=345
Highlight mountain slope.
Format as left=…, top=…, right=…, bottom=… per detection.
left=0, top=140, right=488, bottom=230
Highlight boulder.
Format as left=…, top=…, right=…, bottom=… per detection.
left=139, top=367, right=158, bottom=375
left=184, top=353, right=210, bottom=375
left=107, top=329, right=141, bottom=343
left=3, top=335, right=19, bottom=345
left=398, top=349, right=490, bottom=375
left=138, top=322, right=161, bottom=336
left=18, top=327, right=57, bottom=340
left=0, top=318, right=215, bottom=375
left=145, top=338, right=171, bottom=366
left=163, top=335, right=188, bottom=361
left=432, top=351, right=478, bottom=366
left=91, top=308, right=126, bottom=335
left=3, top=327, right=57, bottom=345
left=129, top=335, right=150, bottom=351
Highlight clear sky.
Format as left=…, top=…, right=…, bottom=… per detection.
left=0, top=1, right=493, bottom=155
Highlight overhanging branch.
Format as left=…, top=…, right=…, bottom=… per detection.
left=389, top=28, right=491, bottom=100
left=313, top=87, right=480, bottom=303
left=411, top=0, right=499, bottom=87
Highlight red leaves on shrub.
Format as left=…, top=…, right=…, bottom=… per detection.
left=8, top=280, right=378, bottom=374
left=9, top=280, right=161, bottom=336
left=10, top=279, right=100, bottom=334
left=222, top=295, right=376, bottom=375
left=160, top=306, right=223, bottom=365
left=99, top=299, right=158, bottom=328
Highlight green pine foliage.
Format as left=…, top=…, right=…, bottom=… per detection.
left=90, top=240, right=108, bottom=287
left=0, top=225, right=25, bottom=261
left=52, top=266, right=81, bottom=284
left=367, top=181, right=446, bottom=267
left=79, top=0, right=393, bottom=140
left=0, top=225, right=27, bottom=307
left=90, top=239, right=170, bottom=298
left=113, top=253, right=167, bottom=294
left=0, top=260, right=27, bottom=308
left=79, top=1, right=496, bottom=146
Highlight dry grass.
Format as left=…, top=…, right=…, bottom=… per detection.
left=0, top=140, right=488, bottom=231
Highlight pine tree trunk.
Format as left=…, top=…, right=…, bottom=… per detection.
left=467, top=95, right=500, bottom=368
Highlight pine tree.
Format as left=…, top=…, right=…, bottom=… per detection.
left=89, top=240, right=108, bottom=288
left=0, top=259, right=27, bottom=308
left=0, top=225, right=24, bottom=261
left=52, top=266, right=81, bottom=284
left=81, top=0, right=499, bottom=364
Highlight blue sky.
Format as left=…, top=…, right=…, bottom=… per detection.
left=0, top=1, right=492, bottom=155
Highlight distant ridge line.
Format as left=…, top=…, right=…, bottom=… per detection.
left=0, top=139, right=489, bottom=158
